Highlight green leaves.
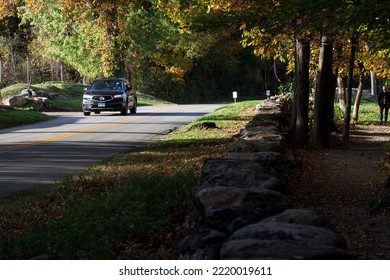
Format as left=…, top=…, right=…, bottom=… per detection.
left=21, top=2, right=102, bottom=79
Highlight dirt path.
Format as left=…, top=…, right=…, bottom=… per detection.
left=288, top=124, right=390, bottom=259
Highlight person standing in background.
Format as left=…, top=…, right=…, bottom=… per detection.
left=378, top=85, right=390, bottom=125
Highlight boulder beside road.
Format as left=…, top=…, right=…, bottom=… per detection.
left=3, top=95, right=27, bottom=107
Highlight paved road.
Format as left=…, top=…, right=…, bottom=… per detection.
left=0, top=104, right=222, bottom=199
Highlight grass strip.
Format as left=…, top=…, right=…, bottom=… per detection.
left=0, top=109, right=53, bottom=129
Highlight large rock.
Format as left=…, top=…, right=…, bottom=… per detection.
left=220, top=239, right=353, bottom=260
left=34, top=90, right=67, bottom=100
left=228, top=137, right=282, bottom=153
left=227, top=151, right=282, bottom=164
left=198, top=158, right=286, bottom=194
left=238, top=124, right=280, bottom=138
left=262, top=209, right=332, bottom=229
left=257, top=99, right=283, bottom=113
left=227, top=152, right=285, bottom=178
left=242, top=132, right=285, bottom=143
left=240, top=117, right=281, bottom=134
left=178, top=228, right=226, bottom=260
left=196, top=187, right=290, bottom=210
left=198, top=158, right=263, bottom=189
left=4, top=95, right=27, bottom=107
left=204, top=204, right=290, bottom=233
left=33, top=97, right=52, bottom=109
left=34, top=90, right=50, bottom=98
left=256, top=94, right=292, bottom=116
left=20, top=88, right=34, bottom=97
left=220, top=221, right=352, bottom=259
left=229, top=222, right=345, bottom=247
left=198, top=189, right=291, bottom=232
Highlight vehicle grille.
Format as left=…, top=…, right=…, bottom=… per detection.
left=92, top=95, right=113, bottom=102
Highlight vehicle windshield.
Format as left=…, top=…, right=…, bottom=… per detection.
left=90, top=80, right=123, bottom=90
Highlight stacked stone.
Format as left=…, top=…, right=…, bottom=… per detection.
left=178, top=95, right=353, bottom=260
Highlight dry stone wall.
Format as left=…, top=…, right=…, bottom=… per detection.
left=178, top=95, right=353, bottom=260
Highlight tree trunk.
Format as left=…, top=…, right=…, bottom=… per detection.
left=9, top=40, right=17, bottom=77
left=291, top=37, right=310, bottom=145
left=338, top=76, right=347, bottom=116
left=103, top=4, right=125, bottom=77
left=60, top=64, right=64, bottom=82
left=352, top=61, right=365, bottom=124
left=26, top=56, right=31, bottom=87
left=262, top=58, right=268, bottom=93
left=310, top=35, right=334, bottom=149
left=370, top=70, right=376, bottom=97
left=273, top=57, right=282, bottom=84
left=342, top=37, right=357, bottom=147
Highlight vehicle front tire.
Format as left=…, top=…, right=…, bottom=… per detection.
left=120, top=108, right=128, bottom=115
left=130, top=101, right=137, bottom=114
left=83, top=111, right=91, bottom=116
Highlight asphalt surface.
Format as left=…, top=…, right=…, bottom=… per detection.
left=0, top=104, right=222, bottom=199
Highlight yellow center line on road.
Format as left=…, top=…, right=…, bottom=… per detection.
left=0, top=108, right=176, bottom=155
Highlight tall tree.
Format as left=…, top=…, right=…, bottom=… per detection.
left=291, top=37, right=310, bottom=145
left=310, top=35, right=335, bottom=149
left=352, top=61, right=366, bottom=124
left=342, top=36, right=357, bottom=146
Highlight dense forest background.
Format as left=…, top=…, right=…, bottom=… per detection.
left=0, top=0, right=389, bottom=146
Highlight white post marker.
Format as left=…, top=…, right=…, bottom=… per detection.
left=233, top=91, right=238, bottom=103
left=266, top=89, right=271, bottom=99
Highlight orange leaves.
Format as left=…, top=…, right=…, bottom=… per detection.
left=242, top=26, right=291, bottom=59
left=0, top=0, right=21, bottom=19
left=153, top=52, right=193, bottom=83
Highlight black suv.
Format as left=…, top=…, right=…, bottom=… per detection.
left=82, top=77, right=137, bottom=116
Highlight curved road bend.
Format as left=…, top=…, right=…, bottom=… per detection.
left=0, top=104, right=222, bottom=199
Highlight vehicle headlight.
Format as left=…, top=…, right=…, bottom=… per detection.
left=83, top=93, right=93, bottom=100
left=114, top=94, right=123, bottom=99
